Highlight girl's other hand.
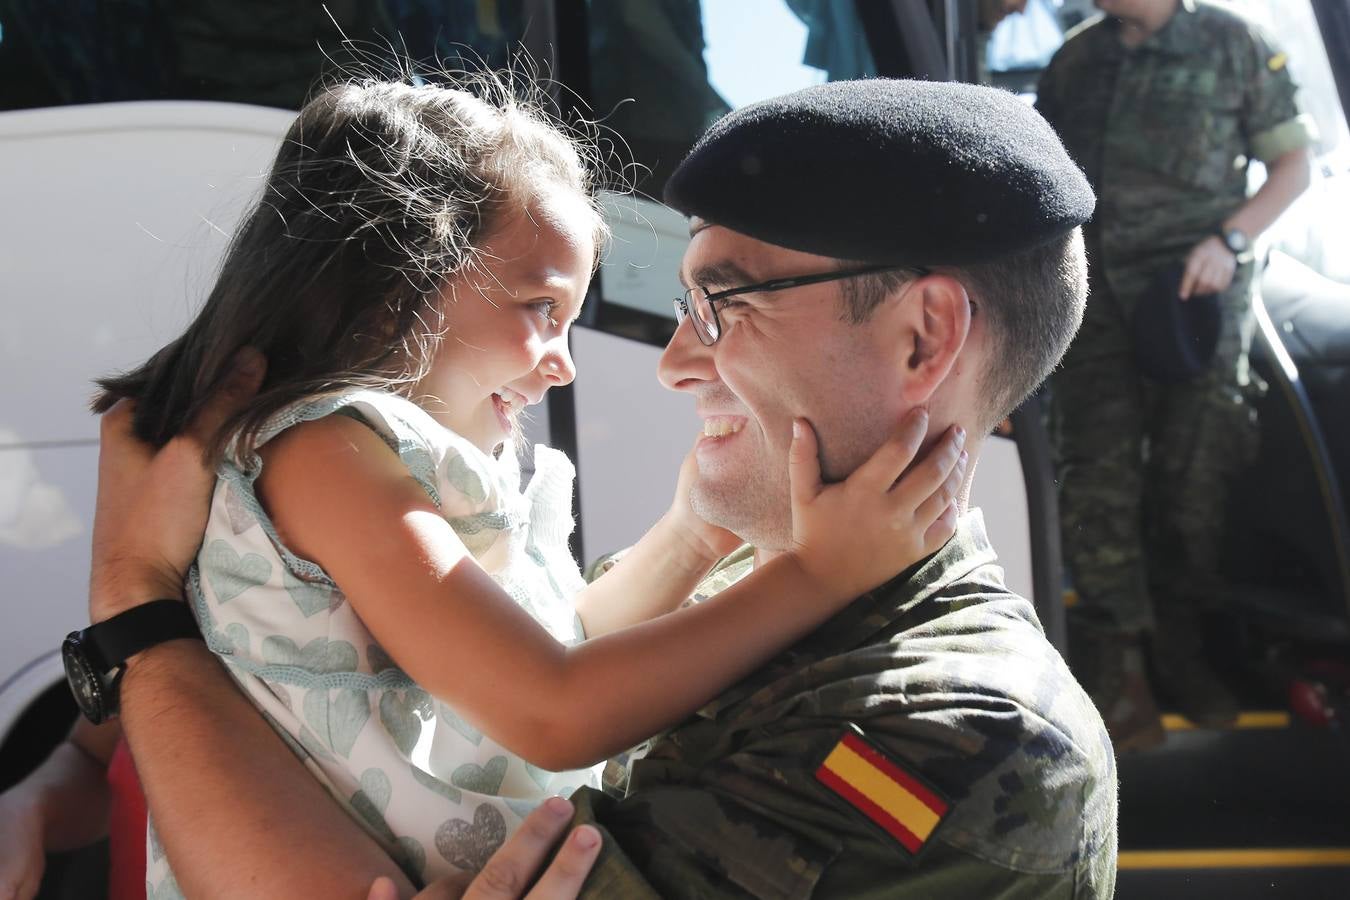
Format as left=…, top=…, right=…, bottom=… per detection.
left=786, top=409, right=966, bottom=601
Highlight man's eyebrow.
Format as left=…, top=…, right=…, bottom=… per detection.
left=681, top=260, right=758, bottom=291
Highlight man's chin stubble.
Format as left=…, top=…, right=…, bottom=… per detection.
left=690, top=484, right=791, bottom=551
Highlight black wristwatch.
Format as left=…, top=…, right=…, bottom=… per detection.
left=62, top=599, right=203, bottom=724
left=1218, top=226, right=1253, bottom=263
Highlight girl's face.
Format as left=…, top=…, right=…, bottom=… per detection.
left=418, top=186, right=595, bottom=454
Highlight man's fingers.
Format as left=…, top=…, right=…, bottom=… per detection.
left=182, top=347, right=266, bottom=449
left=787, top=418, right=823, bottom=507
left=367, top=876, right=405, bottom=900
left=462, top=796, right=575, bottom=900
left=851, top=408, right=930, bottom=491
left=523, top=826, right=602, bottom=899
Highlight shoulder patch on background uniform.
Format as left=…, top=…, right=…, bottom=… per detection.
left=1267, top=52, right=1288, bottom=72
left=814, top=725, right=951, bottom=855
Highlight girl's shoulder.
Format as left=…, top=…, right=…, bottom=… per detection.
left=252, top=389, right=510, bottom=517
left=256, top=389, right=444, bottom=454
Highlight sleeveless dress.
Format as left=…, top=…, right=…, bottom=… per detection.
left=144, top=390, right=599, bottom=896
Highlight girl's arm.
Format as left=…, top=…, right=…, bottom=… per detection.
left=574, top=447, right=741, bottom=637
left=258, top=410, right=963, bottom=772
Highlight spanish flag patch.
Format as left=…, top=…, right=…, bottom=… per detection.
left=815, top=726, right=951, bottom=855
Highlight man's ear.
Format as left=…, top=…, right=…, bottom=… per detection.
left=896, top=274, right=972, bottom=405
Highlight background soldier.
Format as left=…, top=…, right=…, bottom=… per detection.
left=1036, top=0, right=1316, bottom=750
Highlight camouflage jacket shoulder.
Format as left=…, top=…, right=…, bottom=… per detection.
left=573, top=513, right=1117, bottom=899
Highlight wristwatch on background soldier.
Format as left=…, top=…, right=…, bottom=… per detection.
left=1218, top=226, right=1254, bottom=264
left=62, top=599, right=203, bottom=724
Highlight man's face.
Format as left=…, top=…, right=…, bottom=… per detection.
left=657, top=225, right=914, bottom=550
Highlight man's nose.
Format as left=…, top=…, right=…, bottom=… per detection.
left=657, top=316, right=716, bottom=392
left=541, top=337, right=576, bottom=387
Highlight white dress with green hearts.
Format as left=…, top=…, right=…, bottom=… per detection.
left=144, top=390, right=599, bottom=897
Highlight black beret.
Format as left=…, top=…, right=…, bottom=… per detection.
left=1132, top=263, right=1222, bottom=383
left=663, top=78, right=1094, bottom=266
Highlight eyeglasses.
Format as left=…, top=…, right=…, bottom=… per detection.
left=673, top=264, right=930, bottom=346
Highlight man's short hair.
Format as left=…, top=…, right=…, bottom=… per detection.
left=840, top=228, right=1088, bottom=432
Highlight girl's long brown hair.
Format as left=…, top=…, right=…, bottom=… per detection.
left=94, top=71, right=609, bottom=464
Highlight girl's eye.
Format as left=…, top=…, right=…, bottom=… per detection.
left=530, top=300, right=559, bottom=326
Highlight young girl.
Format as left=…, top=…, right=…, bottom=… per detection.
left=95, top=74, right=963, bottom=891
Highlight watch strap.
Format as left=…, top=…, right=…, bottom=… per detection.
left=85, top=599, right=202, bottom=672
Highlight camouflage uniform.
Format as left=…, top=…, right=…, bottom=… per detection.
left=1035, top=0, right=1316, bottom=635
left=571, top=514, right=1117, bottom=898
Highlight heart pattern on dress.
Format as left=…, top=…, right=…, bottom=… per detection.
left=380, top=688, right=432, bottom=756
left=523, top=761, right=552, bottom=791
left=303, top=687, right=370, bottom=758
left=394, top=836, right=426, bottom=883
left=261, top=635, right=357, bottom=673
left=444, top=452, right=489, bottom=504
left=435, top=803, right=507, bottom=872
left=222, top=623, right=250, bottom=656
left=350, top=767, right=397, bottom=844
left=450, top=756, right=507, bottom=795
left=438, top=706, right=484, bottom=746
left=409, top=763, right=463, bottom=804
left=223, top=482, right=256, bottom=535
left=283, top=568, right=334, bottom=618
left=367, top=644, right=398, bottom=674
left=203, top=540, right=272, bottom=603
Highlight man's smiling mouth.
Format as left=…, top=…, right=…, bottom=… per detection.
left=702, top=417, right=745, bottom=438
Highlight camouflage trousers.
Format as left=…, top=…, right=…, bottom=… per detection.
left=1050, top=260, right=1261, bottom=634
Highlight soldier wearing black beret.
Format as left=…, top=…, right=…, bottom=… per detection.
left=552, top=77, right=1117, bottom=898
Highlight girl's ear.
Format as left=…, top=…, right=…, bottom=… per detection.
left=896, top=274, right=972, bottom=406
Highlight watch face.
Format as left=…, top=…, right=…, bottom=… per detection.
left=1225, top=229, right=1249, bottom=254
left=61, top=635, right=106, bottom=724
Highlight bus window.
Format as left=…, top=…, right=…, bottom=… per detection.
left=0, top=0, right=531, bottom=112
left=586, top=0, right=879, bottom=331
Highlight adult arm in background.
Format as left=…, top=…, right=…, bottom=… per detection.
left=0, top=718, right=120, bottom=900
left=1177, top=21, right=1315, bottom=300
left=91, top=351, right=597, bottom=900
left=1179, top=145, right=1312, bottom=299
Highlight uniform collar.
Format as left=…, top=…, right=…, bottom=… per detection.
left=695, top=511, right=1000, bottom=717
left=797, top=510, right=997, bottom=652
left=1107, top=0, right=1199, bottom=55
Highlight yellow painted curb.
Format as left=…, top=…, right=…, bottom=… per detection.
left=1119, top=848, right=1350, bottom=870
left=1161, top=711, right=1291, bottom=731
